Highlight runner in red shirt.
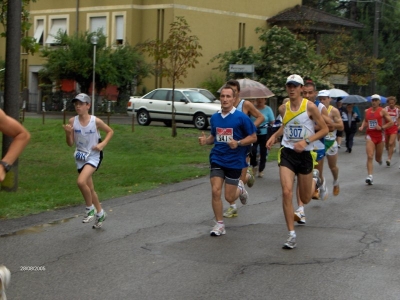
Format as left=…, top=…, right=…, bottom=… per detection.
left=359, top=94, right=393, bottom=185
left=384, top=96, right=399, bottom=166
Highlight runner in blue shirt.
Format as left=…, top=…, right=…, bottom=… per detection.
left=199, top=86, right=257, bottom=236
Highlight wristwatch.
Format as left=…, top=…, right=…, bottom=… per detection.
left=305, top=138, right=311, bottom=145
left=237, top=140, right=242, bottom=146
left=0, top=161, right=11, bottom=173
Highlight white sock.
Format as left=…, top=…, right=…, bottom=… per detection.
left=289, top=230, right=296, bottom=237
left=96, top=209, right=104, bottom=217
left=86, top=205, right=94, bottom=211
left=230, top=204, right=237, bottom=209
left=296, top=206, right=304, bottom=213
left=238, top=184, right=244, bottom=195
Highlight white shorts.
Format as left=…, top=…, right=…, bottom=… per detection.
left=75, top=151, right=102, bottom=171
left=326, top=140, right=338, bottom=156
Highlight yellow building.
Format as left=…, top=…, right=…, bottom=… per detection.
left=0, top=0, right=301, bottom=109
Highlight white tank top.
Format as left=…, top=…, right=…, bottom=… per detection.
left=281, top=99, right=315, bottom=151
left=325, top=105, right=337, bottom=141
left=73, top=115, right=100, bottom=154
left=311, top=101, right=326, bottom=150
left=236, top=99, right=245, bottom=112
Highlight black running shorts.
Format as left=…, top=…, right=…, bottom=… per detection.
left=279, top=147, right=313, bottom=175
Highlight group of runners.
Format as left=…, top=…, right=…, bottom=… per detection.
left=199, top=74, right=400, bottom=249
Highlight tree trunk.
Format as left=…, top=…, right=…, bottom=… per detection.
left=2, top=0, right=22, bottom=192
left=171, top=80, right=177, bottom=137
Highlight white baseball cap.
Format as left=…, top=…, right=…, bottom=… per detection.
left=286, top=74, right=304, bottom=86
left=317, top=90, right=330, bottom=98
left=371, top=94, right=381, bottom=101
left=72, top=93, right=91, bottom=103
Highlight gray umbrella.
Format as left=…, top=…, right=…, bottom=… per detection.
left=341, top=95, right=367, bottom=104
left=329, top=88, right=349, bottom=98
left=218, top=78, right=274, bottom=99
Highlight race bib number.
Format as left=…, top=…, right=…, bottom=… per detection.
left=74, top=149, right=90, bottom=161
left=368, top=119, right=378, bottom=129
left=216, top=127, right=233, bottom=143
left=284, top=124, right=305, bottom=140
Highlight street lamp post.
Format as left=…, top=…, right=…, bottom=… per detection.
left=90, top=34, right=99, bottom=115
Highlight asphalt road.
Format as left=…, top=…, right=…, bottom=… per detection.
left=1, top=135, right=400, bottom=300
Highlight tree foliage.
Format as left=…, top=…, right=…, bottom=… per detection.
left=0, top=0, right=39, bottom=55
left=39, top=30, right=150, bottom=98
left=318, top=31, right=383, bottom=86
left=211, top=22, right=381, bottom=98
left=304, top=0, right=400, bottom=97
left=211, top=26, right=329, bottom=98
left=256, top=26, right=325, bottom=97
left=140, top=16, right=202, bottom=137
left=210, top=46, right=260, bottom=79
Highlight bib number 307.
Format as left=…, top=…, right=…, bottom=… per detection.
left=285, top=125, right=305, bottom=140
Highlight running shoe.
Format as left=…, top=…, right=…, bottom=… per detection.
left=282, top=234, right=297, bottom=249
left=223, top=207, right=238, bottom=218
left=386, top=160, right=391, bottom=167
left=258, top=171, right=264, bottom=178
left=0, top=265, right=10, bottom=300
left=82, top=208, right=96, bottom=223
left=247, top=167, right=255, bottom=188
left=312, top=169, right=321, bottom=188
left=92, top=212, right=107, bottom=229
left=333, top=183, right=340, bottom=196
left=210, top=222, right=226, bottom=236
left=294, top=211, right=306, bottom=225
left=365, top=175, right=373, bottom=185
left=238, top=180, right=248, bottom=205
left=312, top=189, right=320, bottom=200
left=319, top=178, right=329, bottom=201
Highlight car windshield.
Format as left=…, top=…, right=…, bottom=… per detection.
left=183, top=91, right=213, bottom=103
left=199, top=90, right=217, bottom=101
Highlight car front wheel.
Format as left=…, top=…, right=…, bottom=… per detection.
left=137, top=110, right=151, bottom=126
left=193, top=113, right=208, bottom=130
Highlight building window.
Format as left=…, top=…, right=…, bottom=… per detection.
left=115, top=15, right=124, bottom=45
left=90, top=16, right=107, bottom=35
left=238, top=23, right=246, bottom=48
left=46, top=18, right=67, bottom=45
left=34, top=19, right=44, bottom=45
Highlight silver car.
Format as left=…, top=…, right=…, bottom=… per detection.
left=127, top=88, right=220, bottom=130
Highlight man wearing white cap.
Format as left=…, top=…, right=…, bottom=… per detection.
left=266, top=74, right=328, bottom=249
left=292, top=82, right=333, bottom=226
left=359, top=94, right=392, bottom=185
left=318, top=90, right=343, bottom=196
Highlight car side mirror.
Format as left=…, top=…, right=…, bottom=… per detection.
left=180, top=98, right=189, bottom=103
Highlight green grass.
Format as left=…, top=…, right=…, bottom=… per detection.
left=0, top=118, right=277, bottom=219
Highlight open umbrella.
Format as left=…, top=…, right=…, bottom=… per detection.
left=218, top=78, right=274, bottom=99
left=366, top=95, right=387, bottom=104
left=329, top=88, right=349, bottom=98
left=341, top=95, right=367, bottom=104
